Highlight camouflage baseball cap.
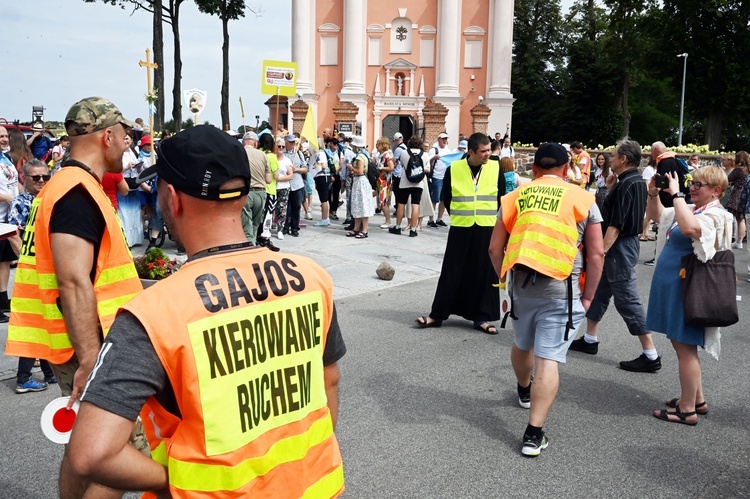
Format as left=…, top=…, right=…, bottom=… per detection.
left=64, top=97, right=136, bottom=136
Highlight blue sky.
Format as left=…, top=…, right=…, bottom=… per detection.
left=1, top=0, right=291, bottom=129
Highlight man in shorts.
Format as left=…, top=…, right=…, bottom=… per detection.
left=489, top=142, right=604, bottom=457
left=6, top=97, right=147, bottom=498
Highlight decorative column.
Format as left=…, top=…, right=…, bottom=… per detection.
left=290, top=99, right=309, bottom=135
left=486, top=0, right=515, bottom=136
left=373, top=110, right=382, bottom=141
left=291, top=0, right=315, bottom=97
left=408, top=69, right=416, bottom=97
left=422, top=101, right=449, bottom=147
left=341, top=0, right=367, bottom=95
left=434, top=0, right=463, bottom=142
left=435, top=0, right=461, bottom=97
left=470, top=101, right=491, bottom=135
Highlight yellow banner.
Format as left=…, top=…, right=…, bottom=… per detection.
left=261, top=60, right=298, bottom=97
left=188, top=291, right=327, bottom=456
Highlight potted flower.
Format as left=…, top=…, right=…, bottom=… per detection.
left=134, top=247, right=179, bottom=288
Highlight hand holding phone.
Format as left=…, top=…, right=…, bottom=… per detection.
left=654, top=174, right=669, bottom=189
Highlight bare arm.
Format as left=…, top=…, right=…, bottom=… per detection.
left=645, top=175, right=663, bottom=224
left=602, top=226, right=620, bottom=253
left=324, top=362, right=340, bottom=429
left=664, top=171, right=701, bottom=238
left=116, top=179, right=130, bottom=196
left=69, top=403, right=169, bottom=492
left=581, top=222, right=604, bottom=311
left=488, top=217, right=510, bottom=281
left=50, top=233, right=100, bottom=408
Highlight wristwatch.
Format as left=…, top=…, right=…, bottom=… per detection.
left=671, top=192, right=685, bottom=200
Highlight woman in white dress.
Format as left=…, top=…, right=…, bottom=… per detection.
left=346, top=136, right=375, bottom=239
left=117, top=132, right=143, bottom=247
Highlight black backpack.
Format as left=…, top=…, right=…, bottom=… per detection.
left=404, top=149, right=425, bottom=183
left=364, top=154, right=380, bottom=189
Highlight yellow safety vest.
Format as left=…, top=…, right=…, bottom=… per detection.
left=450, top=159, right=500, bottom=227
left=6, top=167, right=142, bottom=364
left=501, top=176, right=594, bottom=279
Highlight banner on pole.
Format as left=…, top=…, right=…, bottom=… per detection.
left=184, top=89, right=208, bottom=117
left=261, top=60, right=298, bottom=96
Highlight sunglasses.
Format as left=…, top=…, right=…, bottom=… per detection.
left=29, top=175, right=51, bottom=182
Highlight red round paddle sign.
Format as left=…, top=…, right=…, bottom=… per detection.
left=52, top=408, right=76, bottom=433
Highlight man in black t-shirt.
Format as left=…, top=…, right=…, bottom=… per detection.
left=570, top=138, right=661, bottom=373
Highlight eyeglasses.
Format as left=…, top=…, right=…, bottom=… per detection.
left=689, top=181, right=710, bottom=190
left=29, top=175, right=51, bottom=182
left=277, top=145, right=284, bottom=149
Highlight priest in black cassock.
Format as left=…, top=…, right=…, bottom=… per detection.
left=416, top=133, right=506, bottom=334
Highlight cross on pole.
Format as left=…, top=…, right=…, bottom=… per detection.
left=139, top=48, right=158, bottom=152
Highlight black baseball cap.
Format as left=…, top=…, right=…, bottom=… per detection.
left=137, top=125, right=250, bottom=200
left=534, top=142, right=569, bottom=169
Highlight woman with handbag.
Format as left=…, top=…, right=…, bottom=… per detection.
left=645, top=166, right=733, bottom=425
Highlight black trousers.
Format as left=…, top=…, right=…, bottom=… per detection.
left=285, top=188, right=304, bottom=233
left=329, top=175, right=342, bottom=213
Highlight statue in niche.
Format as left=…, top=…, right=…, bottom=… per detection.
left=396, top=75, right=404, bottom=95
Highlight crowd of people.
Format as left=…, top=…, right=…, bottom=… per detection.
left=1, top=94, right=747, bottom=499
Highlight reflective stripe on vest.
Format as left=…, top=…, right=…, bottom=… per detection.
left=6, top=167, right=142, bottom=364
left=450, top=159, right=499, bottom=226
left=500, top=176, right=595, bottom=279
left=129, top=250, right=344, bottom=498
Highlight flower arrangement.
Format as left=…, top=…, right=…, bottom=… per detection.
left=145, top=89, right=158, bottom=104
left=134, top=247, right=179, bottom=280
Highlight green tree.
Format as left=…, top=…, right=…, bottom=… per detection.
left=654, top=0, right=750, bottom=149
left=195, top=1, right=260, bottom=129
left=511, top=0, right=566, bottom=144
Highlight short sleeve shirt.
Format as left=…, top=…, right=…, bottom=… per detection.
left=601, top=167, right=647, bottom=236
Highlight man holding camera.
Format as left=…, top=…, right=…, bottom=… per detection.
left=569, top=138, right=661, bottom=373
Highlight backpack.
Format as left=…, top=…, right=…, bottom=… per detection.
left=404, top=149, right=426, bottom=183
left=365, top=154, right=380, bottom=190
left=503, top=171, right=516, bottom=194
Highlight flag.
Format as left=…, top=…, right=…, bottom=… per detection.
left=300, top=105, right=317, bottom=146
left=440, top=151, right=465, bottom=168
left=300, top=105, right=319, bottom=167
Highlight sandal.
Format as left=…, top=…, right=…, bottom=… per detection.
left=666, top=398, right=708, bottom=415
left=415, top=315, right=442, bottom=328
left=355, top=232, right=368, bottom=239
left=639, top=235, right=655, bottom=241
left=653, top=405, right=698, bottom=425
left=474, top=322, right=498, bottom=335
left=346, top=230, right=360, bottom=237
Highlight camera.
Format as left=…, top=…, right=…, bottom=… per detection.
left=654, top=174, right=669, bottom=189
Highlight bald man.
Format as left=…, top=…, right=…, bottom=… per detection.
left=6, top=97, right=147, bottom=499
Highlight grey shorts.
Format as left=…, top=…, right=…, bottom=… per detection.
left=512, top=295, right=585, bottom=363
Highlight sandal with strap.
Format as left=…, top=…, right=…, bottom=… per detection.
left=415, top=315, right=442, bottom=328
left=355, top=232, right=368, bottom=239
left=473, top=322, right=498, bottom=335
left=654, top=404, right=698, bottom=425
left=346, top=230, right=360, bottom=237
left=666, top=398, right=708, bottom=415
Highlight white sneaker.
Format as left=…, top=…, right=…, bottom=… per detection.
left=380, top=224, right=390, bottom=229
left=304, top=213, right=313, bottom=220
left=732, top=242, right=743, bottom=249
left=277, top=232, right=285, bottom=240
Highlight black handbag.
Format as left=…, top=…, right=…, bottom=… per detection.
left=680, top=249, right=738, bottom=327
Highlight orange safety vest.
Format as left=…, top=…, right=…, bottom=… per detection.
left=6, top=167, right=142, bottom=364
left=126, top=249, right=344, bottom=498
left=577, top=150, right=591, bottom=188
left=501, top=176, right=594, bottom=279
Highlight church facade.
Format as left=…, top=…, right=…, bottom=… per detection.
left=289, top=0, right=514, bottom=147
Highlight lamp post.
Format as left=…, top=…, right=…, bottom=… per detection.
left=677, top=53, right=688, bottom=146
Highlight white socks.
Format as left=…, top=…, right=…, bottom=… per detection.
left=584, top=333, right=598, bottom=344
left=643, top=348, right=659, bottom=361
